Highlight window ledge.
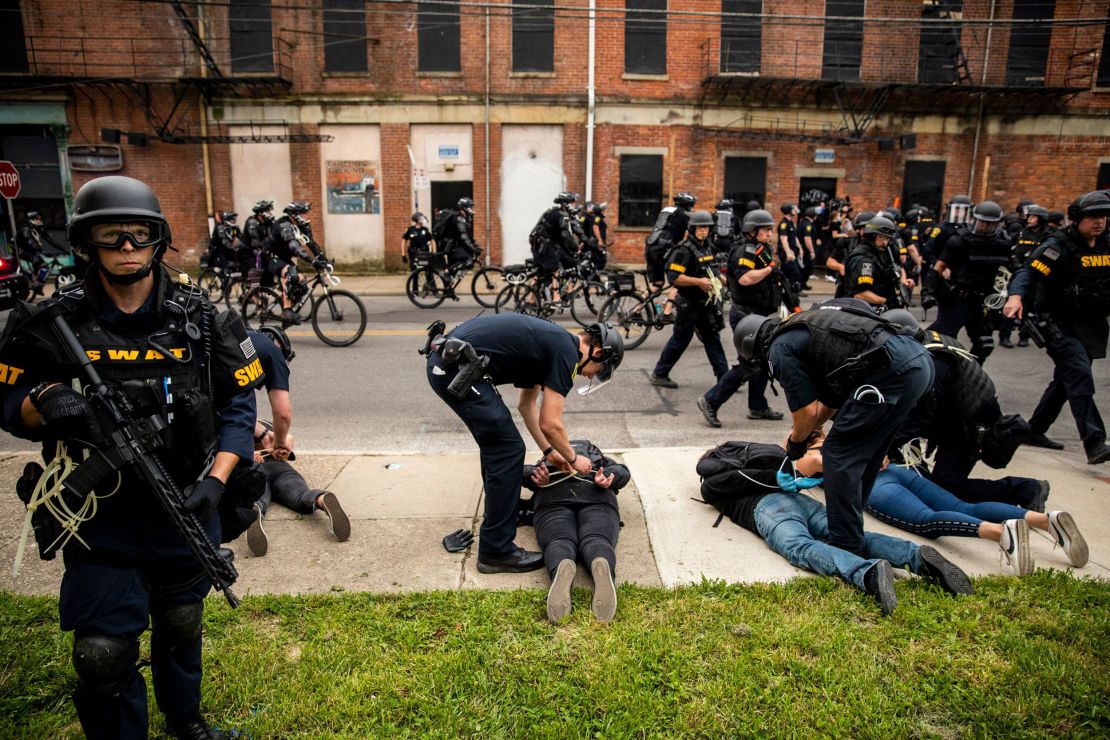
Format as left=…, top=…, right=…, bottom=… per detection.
left=1091, top=86, right=1110, bottom=93
left=322, top=71, right=370, bottom=78
left=509, top=71, right=556, bottom=78
left=417, top=71, right=463, bottom=78
left=622, top=73, right=668, bottom=81
left=617, top=225, right=653, bottom=232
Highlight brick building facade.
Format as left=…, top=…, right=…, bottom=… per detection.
left=1, top=0, right=1108, bottom=269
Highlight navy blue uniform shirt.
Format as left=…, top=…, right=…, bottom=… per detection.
left=448, top=313, right=580, bottom=396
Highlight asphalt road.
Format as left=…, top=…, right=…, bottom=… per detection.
left=1, top=295, right=1107, bottom=457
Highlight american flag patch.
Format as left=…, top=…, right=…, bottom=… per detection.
left=240, top=337, right=256, bottom=359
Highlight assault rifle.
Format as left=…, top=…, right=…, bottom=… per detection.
left=50, top=313, right=241, bottom=607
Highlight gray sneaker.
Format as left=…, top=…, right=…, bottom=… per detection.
left=318, top=491, right=351, bottom=542
left=547, top=559, right=576, bottom=624
left=590, top=557, right=617, bottom=623
left=246, top=503, right=268, bottom=557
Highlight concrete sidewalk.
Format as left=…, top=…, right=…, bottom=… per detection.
left=1, top=444, right=1106, bottom=600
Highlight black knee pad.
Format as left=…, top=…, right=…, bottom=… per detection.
left=72, top=634, right=139, bottom=695
left=153, top=602, right=204, bottom=650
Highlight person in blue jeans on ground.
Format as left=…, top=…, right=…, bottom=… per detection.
left=698, top=441, right=973, bottom=616
left=867, top=464, right=1087, bottom=577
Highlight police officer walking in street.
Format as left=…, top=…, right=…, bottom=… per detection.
left=644, top=192, right=696, bottom=290
left=734, top=299, right=934, bottom=565
left=698, top=208, right=793, bottom=427
left=243, top=199, right=274, bottom=268
left=402, top=211, right=435, bottom=265
left=1003, top=190, right=1110, bottom=464
left=0, top=176, right=263, bottom=739
left=843, top=216, right=914, bottom=310
left=925, top=201, right=1012, bottom=363
left=999, top=204, right=1050, bottom=348
left=649, top=210, right=728, bottom=389
left=425, top=315, right=623, bottom=572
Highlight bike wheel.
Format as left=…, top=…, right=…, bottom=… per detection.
left=406, top=268, right=447, bottom=309
left=196, top=268, right=224, bottom=302
left=224, top=278, right=250, bottom=311
left=598, top=291, right=653, bottom=350
left=311, top=289, right=367, bottom=347
left=569, top=280, right=611, bottom=328
left=494, top=283, right=531, bottom=313
left=240, top=287, right=283, bottom=329
left=54, top=268, right=79, bottom=291
left=470, top=266, right=504, bottom=308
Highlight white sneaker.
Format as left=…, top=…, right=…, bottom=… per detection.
left=824, top=274, right=837, bottom=283
left=1047, top=511, right=1088, bottom=568
left=999, top=519, right=1033, bottom=576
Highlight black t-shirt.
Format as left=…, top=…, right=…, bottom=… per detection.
left=767, top=329, right=819, bottom=411
left=250, top=330, right=290, bottom=392
left=449, top=313, right=580, bottom=396
left=777, top=219, right=798, bottom=253
left=403, top=225, right=433, bottom=254
left=666, top=237, right=717, bottom=303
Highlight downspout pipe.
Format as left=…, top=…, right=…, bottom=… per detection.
left=197, top=2, right=215, bottom=237
left=484, top=6, right=492, bottom=265
left=585, top=0, right=596, bottom=201
left=967, top=0, right=997, bottom=196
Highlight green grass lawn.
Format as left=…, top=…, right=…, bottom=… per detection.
left=3, top=570, right=1108, bottom=738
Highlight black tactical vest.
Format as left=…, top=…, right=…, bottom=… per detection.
left=773, top=301, right=897, bottom=373
left=953, top=232, right=1012, bottom=293
left=729, top=240, right=781, bottom=313
left=845, top=242, right=900, bottom=302
left=921, top=331, right=995, bottom=416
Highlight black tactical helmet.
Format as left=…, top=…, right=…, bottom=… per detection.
left=252, top=199, right=274, bottom=214
left=864, top=215, right=899, bottom=240
left=584, top=322, right=624, bottom=382
left=674, top=192, right=696, bottom=209
left=882, top=309, right=920, bottom=337
left=688, top=210, right=714, bottom=228
left=881, top=207, right=902, bottom=221
left=257, top=325, right=295, bottom=363
left=1048, top=211, right=1065, bottom=225
left=1024, top=205, right=1049, bottom=221
left=780, top=202, right=797, bottom=215
left=27, top=211, right=41, bottom=221
left=1067, top=190, right=1110, bottom=221
left=715, top=198, right=734, bottom=211
left=734, top=313, right=780, bottom=362
left=854, top=210, right=877, bottom=227
left=284, top=201, right=311, bottom=216
left=804, top=206, right=817, bottom=218
left=554, top=191, right=576, bottom=206
left=68, top=175, right=172, bottom=283
left=457, top=197, right=475, bottom=210
left=412, top=211, right=426, bottom=223
left=592, top=201, right=608, bottom=214
left=905, top=208, right=920, bottom=221
left=221, top=211, right=238, bottom=222
left=746, top=200, right=762, bottom=212
left=948, top=194, right=972, bottom=206
left=741, top=209, right=776, bottom=233
left=972, top=201, right=1003, bottom=222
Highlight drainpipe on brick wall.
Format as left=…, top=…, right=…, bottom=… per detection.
left=198, top=3, right=215, bottom=237
left=585, top=0, right=596, bottom=201
left=484, top=7, right=492, bottom=265
left=967, top=0, right=997, bottom=197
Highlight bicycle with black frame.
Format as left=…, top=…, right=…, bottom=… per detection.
left=405, top=249, right=507, bottom=309
left=493, top=254, right=612, bottom=327
left=240, top=258, right=367, bottom=346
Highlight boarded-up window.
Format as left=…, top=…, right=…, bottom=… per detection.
left=513, top=0, right=555, bottom=72
left=724, top=156, right=767, bottom=209
left=625, top=0, right=667, bottom=75
left=721, top=0, right=761, bottom=74
left=619, top=155, right=664, bottom=227
left=230, top=0, right=273, bottom=74
left=823, top=0, right=865, bottom=81
left=324, top=0, right=367, bottom=73
left=418, top=1, right=461, bottom=73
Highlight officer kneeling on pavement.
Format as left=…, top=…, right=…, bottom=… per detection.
left=734, top=298, right=934, bottom=557
left=0, top=176, right=263, bottom=739
left=1003, top=190, right=1110, bottom=465
left=424, top=314, right=623, bottom=572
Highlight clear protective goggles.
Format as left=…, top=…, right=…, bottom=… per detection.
left=577, top=375, right=612, bottom=397
left=87, top=220, right=166, bottom=249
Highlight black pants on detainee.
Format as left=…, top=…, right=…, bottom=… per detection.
left=821, top=336, right=934, bottom=557
left=257, top=460, right=321, bottom=514
left=427, top=353, right=526, bottom=560
left=534, top=501, right=620, bottom=578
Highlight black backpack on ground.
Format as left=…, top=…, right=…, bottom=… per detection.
left=696, top=441, right=785, bottom=526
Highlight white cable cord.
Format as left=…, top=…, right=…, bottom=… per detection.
left=983, top=267, right=1012, bottom=310
left=12, top=440, right=121, bottom=577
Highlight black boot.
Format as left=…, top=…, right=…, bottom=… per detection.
left=168, top=714, right=235, bottom=740
left=863, top=560, right=897, bottom=616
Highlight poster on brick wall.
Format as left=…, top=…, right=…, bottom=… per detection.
left=325, top=160, right=381, bottom=215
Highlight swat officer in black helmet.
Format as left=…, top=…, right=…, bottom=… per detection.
left=530, top=192, right=580, bottom=298
left=698, top=208, right=795, bottom=427
left=425, top=315, right=623, bottom=573
left=710, top=198, right=736, bottom=259
left=644, top=192, right=696, bottom=289
left=0, top=176, right=263, bottom=739
left=843, top=215, right=914, bottom=310
left=926, top=201, right=1011, bottom=363
left=267, top=202, right=324, bottom=320
left=1004, top=190, right=1110, bottom=464
left=649, top=210, right=729, bottom=389
left=999, top=204, right=1050, bottom=348
left=243, top=199, right=274, bottom=269
left=734, top=299, right=933, bottom=558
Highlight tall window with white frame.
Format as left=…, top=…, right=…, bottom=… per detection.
left=418, top=0, right=461, bottom=73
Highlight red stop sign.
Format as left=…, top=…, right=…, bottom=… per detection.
left=0, top=161, right=19, bottom=199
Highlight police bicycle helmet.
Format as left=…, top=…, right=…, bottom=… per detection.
left=578, top=322, right=624, bottom=394
left=592, top=201, right=608, bottom=214
left=221, top=211, right=238, bottom=223
left=257, top=325, right=295, bottom=363
left=252, top=199, right=274, bottom=214
left=674, top=192, right=697, bottom=209
left=734, top=313, right=780, bottom=362
left=554, top=192, right=576, bottom=206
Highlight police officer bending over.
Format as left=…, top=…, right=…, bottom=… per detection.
left=425, top=314, right=623, bottom=572
left=844, top=215, right=914, bottom=310
left=0, top=176, right=263, bottom=739
left=735, top=298, right=933, bottom=557
left=1003, top=190, right=1110, bottom=464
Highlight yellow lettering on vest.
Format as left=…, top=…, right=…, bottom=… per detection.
left=857, top=276, right=874, bottom=285
left=170, top=348, right=186, bottom=359
left=107, top=349, right=140, bottom=361
left=1082, top=255, right=1110, bottom=268
left=0, top=364, right=23, bottom=384
left=235, top=357, right=264, bottom=387
left=86, top=350, right=101, bottom=362
left=1031, top=260, right=1051, bottom=276
left=144, top=349, right=165, bottom=360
